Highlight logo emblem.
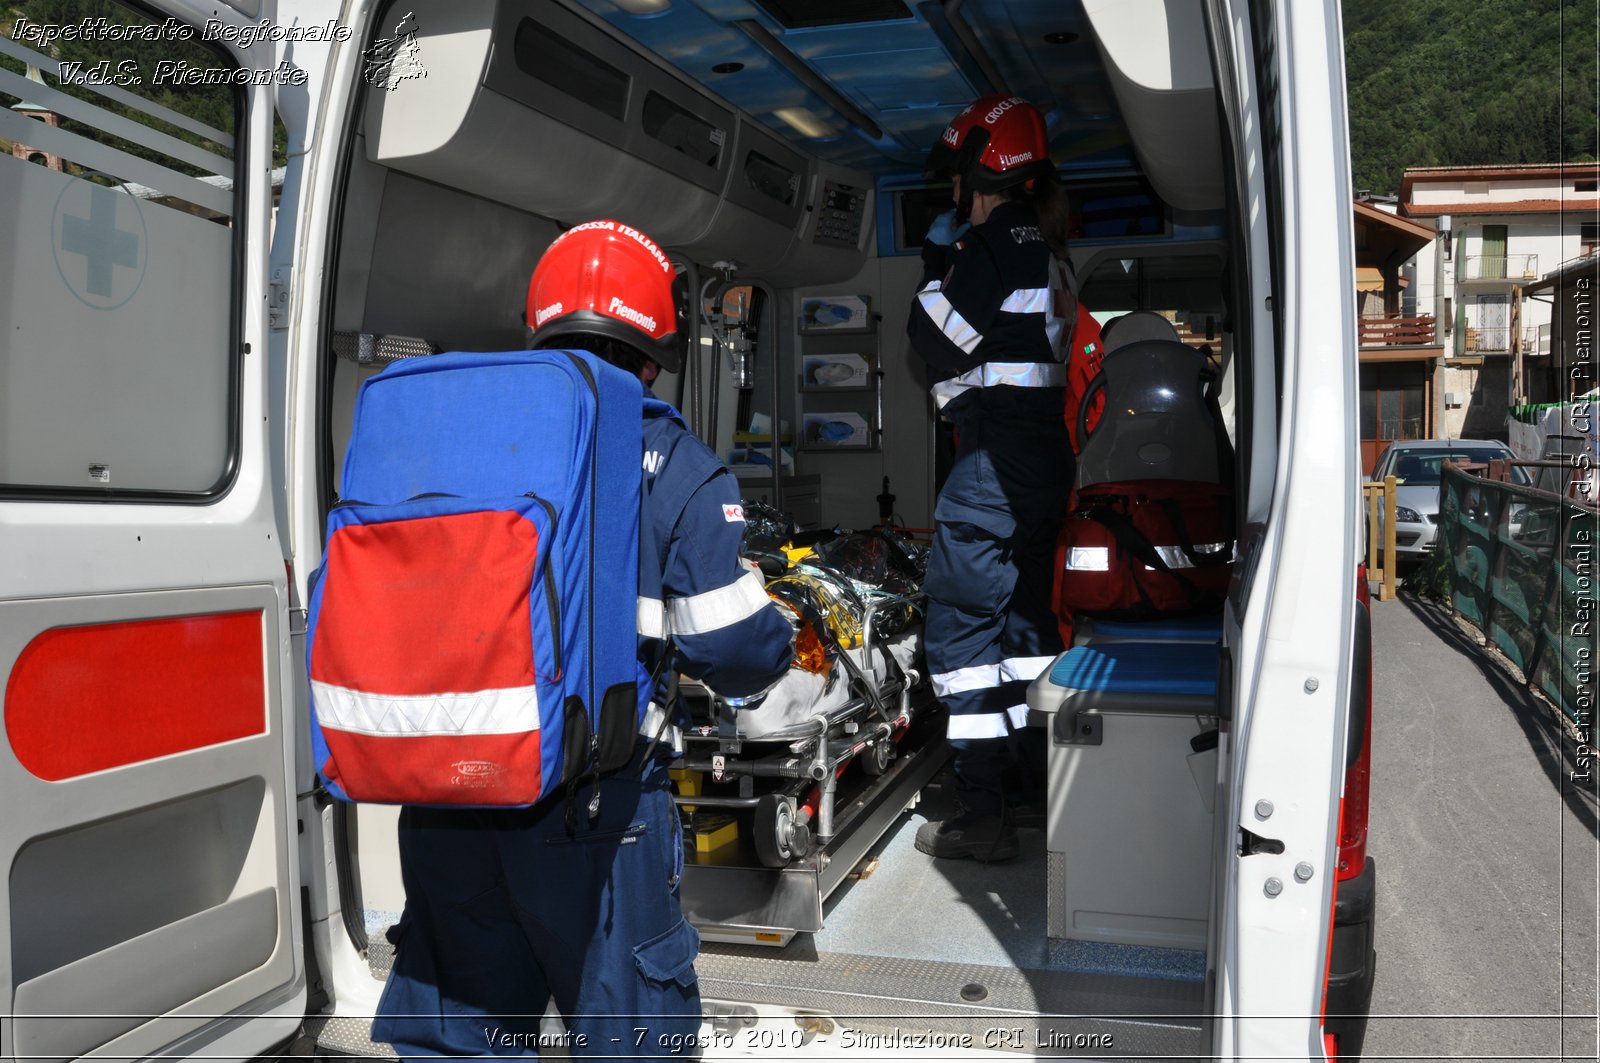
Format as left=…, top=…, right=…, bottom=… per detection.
left=450, top=759, right=506, bottom=788
left=363, top=10, right=426, bottom=91
left=51, top=173, right=147, bottom=310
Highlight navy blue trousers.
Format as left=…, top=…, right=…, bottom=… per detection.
left=371, top=746, right=701, bottom=1060
left=925, top=391, right=1072, bottom=814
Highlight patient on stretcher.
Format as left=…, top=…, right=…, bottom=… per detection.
left=698, top=506, right=929, bottom=740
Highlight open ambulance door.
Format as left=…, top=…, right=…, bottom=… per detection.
left=0, top=1, right=305, bottom=1057
left=1203, top=0, right=1361, bottom=1058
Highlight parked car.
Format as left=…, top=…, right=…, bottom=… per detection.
left=1369, top=439, right=1530, bottom=562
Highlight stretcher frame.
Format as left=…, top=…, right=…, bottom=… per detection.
left=671, top=597, right=948, bottom=940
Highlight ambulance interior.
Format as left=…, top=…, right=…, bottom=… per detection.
left=315, top=0, right=1256, bottom=1049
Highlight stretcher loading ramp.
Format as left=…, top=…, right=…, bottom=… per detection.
left=676, top=715, right=949, bottom=941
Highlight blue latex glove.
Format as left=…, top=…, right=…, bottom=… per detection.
left=924, top=209, right=970, bottom=247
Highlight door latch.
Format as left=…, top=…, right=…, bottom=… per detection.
left=269, top=266, right=292, bottom=331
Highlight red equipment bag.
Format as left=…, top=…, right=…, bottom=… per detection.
left=1055, top=479, right=1235, bottom=621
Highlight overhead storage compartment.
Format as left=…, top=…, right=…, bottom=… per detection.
left=364, top=0, right=871, bottom=284
left=1081, top=0, right=1225, bottom=213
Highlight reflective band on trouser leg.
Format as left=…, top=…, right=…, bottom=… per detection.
left=946, top=704, right=1030, bottom=738
left=946, top=712, right=1009, bottom=740
left=928, top=641, right=1016, bottom=814
left=999, top=655, right=1055, bottom=684
left=932, top=662, right=1001, bottom=699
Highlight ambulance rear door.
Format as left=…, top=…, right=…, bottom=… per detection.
left=1205, top=0, right=1362, bottom=1057
left=0, top=1, right=305, bottom=1058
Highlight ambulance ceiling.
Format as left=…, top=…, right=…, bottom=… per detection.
left=573, top=0, right=1136, bottom=178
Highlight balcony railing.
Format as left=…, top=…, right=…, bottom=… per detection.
left=1460, top=253, right=1539, bottom=282
left=1359, top=314, right=1437, bottom=347
left=1464, top=325, right=1543, bottom=353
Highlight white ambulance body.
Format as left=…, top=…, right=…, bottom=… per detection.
left=0, top=0, right=1370, bottom=1059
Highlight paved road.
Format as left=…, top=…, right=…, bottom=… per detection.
left=1359, top=591, right=1597, bottom=1062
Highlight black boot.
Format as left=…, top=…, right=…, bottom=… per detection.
left=913, top=806, right=1020, bottom=862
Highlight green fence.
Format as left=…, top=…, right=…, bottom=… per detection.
left=1439, top=461, right=1598, bottom=727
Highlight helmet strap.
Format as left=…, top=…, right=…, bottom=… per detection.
left=955, top=178, right=975, bottom=224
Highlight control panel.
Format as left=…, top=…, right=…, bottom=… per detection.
left=811, top=180, right=868, bottom=249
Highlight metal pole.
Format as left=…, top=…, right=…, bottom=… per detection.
left=769, top=285, right=783, bottom=515
left=675, top=258, right=702, bottom=436
left=1366, top=485, right=1380, bottom=577
left=1382, top=474, right=1398, bottom=600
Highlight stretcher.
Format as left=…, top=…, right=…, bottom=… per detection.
left=670, top=522, right=949, bottom=941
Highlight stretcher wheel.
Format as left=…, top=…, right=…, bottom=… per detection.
left=753, top=794, right=797, bottom=867
left=860, top=737, right=892, bottom=777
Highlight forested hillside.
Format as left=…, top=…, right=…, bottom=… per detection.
left=1344, top=0, right=1598, bottom=194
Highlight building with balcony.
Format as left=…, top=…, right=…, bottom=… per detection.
left=1401, top=162, right=1600, bottom=439
left=1354, top=197, right=1443, bottom=473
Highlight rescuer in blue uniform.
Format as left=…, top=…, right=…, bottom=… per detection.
left=906, top=96, right=1077, bottom=861
left=372, top=221, right=794, bottom=1059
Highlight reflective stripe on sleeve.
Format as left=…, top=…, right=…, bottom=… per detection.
left=637, top=596, right=666, bottom=639
left=999, top=286, right=1052, bottom=315
left=668, top=570, right=773, bottom=636
left=916, top=283, right=984, bottom=355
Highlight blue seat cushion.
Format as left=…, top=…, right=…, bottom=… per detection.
left=1086, top=615, right=1223, bottom=641
left=1047, top=643, right=1218, bottom=697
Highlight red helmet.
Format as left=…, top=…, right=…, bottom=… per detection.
left=526, top=219, right=685, bottom=373
left=926, top=94, right=1052, bottom=193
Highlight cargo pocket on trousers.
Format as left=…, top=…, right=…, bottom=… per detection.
left=634, top=917, right=701, bottom=990
left=926, top=495, right=1017, bottom=616
left=371, top=912, right=442, bottom=1044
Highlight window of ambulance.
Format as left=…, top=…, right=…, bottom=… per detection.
left=0, top=0, right=243, bottom=498
left=1077, top=251, right=1230, bottom=365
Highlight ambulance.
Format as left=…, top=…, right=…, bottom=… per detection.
left=0, top=0, right=1374, bottom=1058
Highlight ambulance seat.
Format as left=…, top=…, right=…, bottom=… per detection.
left=1073, top=614, right=1223, bottom=645
left=1073, top=338, right=1225, bottom=488
left=1099, top=310, right=1182, bottom=351
left=1026, top=642, right=1219, bottom=951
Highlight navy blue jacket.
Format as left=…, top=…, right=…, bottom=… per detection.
left=906, top=200, right=1072, bottom=415
left=637, top=401, right=793, bottom=701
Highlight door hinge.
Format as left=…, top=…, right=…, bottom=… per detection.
left=269, top=266, right=292, bottom=330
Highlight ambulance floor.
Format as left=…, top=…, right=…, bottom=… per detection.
left=690, top=778, right=1208, bottom=1055
left=336, top=780, right=1206, bottom=1058
left=800, top=777, right=1206, bottom=979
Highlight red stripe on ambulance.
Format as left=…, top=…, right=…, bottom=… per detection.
left=6, top=611, right=266, bottom=780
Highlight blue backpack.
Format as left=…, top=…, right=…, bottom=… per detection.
left=306, top=350, right=643, bottom=807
